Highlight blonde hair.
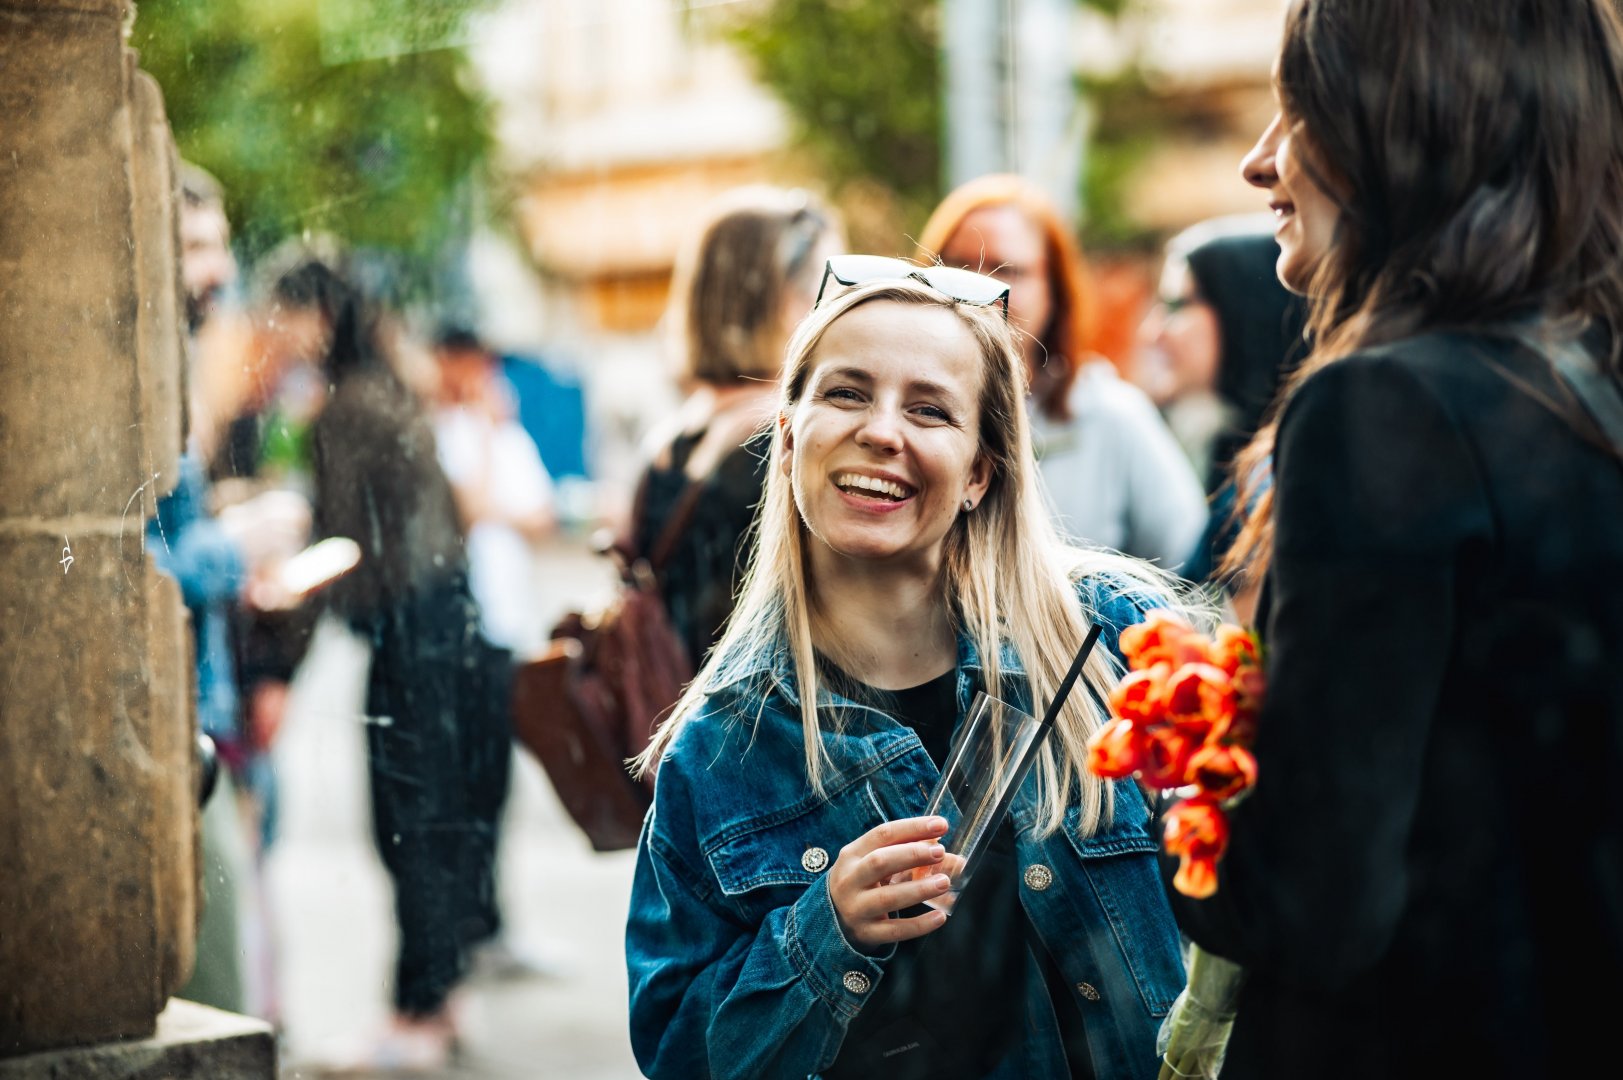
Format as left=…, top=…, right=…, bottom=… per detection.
left=669, top=186, right=835, bottom=385
left=639, top=279, right=1182, bottom=838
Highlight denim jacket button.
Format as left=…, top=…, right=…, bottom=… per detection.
left=802, top=847, right=829, bottom=873
left=1023, top=864, right=1054, bottom=891
left=1076, top=982, right=1101, bottom=1002
left=842, top=971, right=871, bottom=994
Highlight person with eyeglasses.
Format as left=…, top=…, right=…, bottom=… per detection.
left=1136, top=216, right=1308, bottom=498
left=919, top=175, right=1208, bottom=572
left=630, top=186, right=842, bottom=672
left=625, top=261, right=1189, bottom=1079
left=1135, top=218, right=1309, bottom=622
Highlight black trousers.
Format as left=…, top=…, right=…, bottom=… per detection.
left=361, top=579, right=514, bottom=1015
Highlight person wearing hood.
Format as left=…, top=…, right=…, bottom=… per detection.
left=1137, top=219, right=1309, bottom=607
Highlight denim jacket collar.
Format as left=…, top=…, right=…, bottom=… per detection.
left=703, top=617, right=1028, bottom=708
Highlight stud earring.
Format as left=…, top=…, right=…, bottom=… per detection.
left=962, top=498, right=974, bottom=512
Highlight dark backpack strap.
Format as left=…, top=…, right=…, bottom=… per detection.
left=635, top=398, right=765, bottom=573
left=646, top=477, right=709, bottom=574
left=1545, top=337, right=1623, bottom=459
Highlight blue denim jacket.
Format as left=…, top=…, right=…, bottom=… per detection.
left=626, top=578, right=1187, bottom=1079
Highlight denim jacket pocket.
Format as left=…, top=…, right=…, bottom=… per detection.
left=1062, top=798, right=1186, bottom=1018
left=705, top=779, right=889, bottom=923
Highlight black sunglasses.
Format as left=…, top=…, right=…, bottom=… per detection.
left=814, top=255, right=1011, bottom=319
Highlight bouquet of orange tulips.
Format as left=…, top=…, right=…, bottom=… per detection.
left=1085, top=611, right=1263, bottom=897
left=1085, top=611, right=1264, bottom=1078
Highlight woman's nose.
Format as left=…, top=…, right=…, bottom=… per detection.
left=1241, top=114, right=1283, bottom=189
left=1138, top=304, right=1167, bottom=344
left=855, top=404, right=905, bottom=455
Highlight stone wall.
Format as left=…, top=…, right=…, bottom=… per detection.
left=0, top=0, right=198, bottom=1056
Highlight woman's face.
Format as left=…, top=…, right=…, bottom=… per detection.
left=936, top=205, right=1052, bottom=364
left=785, top=301, right=992, bottom=572
left=1241, top=105, right=1340, bottom=293
left=1137, top=258, right=1221, bottom=406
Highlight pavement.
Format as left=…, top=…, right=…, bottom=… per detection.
left=266, top=538, right=643, bottom=1079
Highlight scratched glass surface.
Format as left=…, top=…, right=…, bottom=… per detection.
left=10, top=0, right=1281, bottom=1071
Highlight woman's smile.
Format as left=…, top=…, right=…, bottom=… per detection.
left=830, top=469, right=917, bottom=510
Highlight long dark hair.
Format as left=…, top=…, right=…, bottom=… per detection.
left=1227, top=0, right=1623, bottom=573
left=268, top=247, right=390, bottom=385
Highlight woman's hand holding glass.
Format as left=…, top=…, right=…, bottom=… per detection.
left=829, top=816, right=954, bottom=949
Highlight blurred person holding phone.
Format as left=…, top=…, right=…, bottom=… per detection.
left=272, top=248, right=513, bottom=1069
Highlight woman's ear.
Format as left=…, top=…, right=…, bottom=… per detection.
left=965, top=452, right=993, bottom=509
left=778, top=412, right=794, bottom=476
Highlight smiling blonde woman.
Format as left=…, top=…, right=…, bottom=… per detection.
left=626, top=271, right=1193, bottom=1079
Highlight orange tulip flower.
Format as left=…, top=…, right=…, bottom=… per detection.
left=1119, top=611, right=1210, bottom=672
left=1188, top=743, right=1258, bottom=801
left=1108, top=662, right=1171, bottom=724
left=1162, top=797, right=1229, bottom=859
left=1162, top=662, right=1236, bottom=740
left=1174, top=852, right=1221, bottom=899
left=1085, top=717, right=1149, bottom=779
left=1139, top=726, right=1199, bottom=789
left=1212, top=624, right=1260, bottom=677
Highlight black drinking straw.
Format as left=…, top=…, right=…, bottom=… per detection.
left=1038, top=621, right=1105, bottom=737
left=976, top=622, right=1105, bottom=839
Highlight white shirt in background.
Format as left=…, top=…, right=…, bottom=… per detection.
left=1029, top=361, right=1209, bottom=571
left=434, top=406, right=555, bottom=653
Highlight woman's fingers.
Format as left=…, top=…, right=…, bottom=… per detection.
left=841, top=816, right=948, bottom=862
left=858, top=905, right=949, bottom=945
left=858, top=840, right=947, bottom=886
left=846, top=871, right=954, bottom=924
left=830, top=817, right=955, bottom=946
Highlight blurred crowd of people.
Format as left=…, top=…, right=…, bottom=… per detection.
left=167, top=143, right=1313, bottom=1075
left=149, top=0, right=1623, bottom=1076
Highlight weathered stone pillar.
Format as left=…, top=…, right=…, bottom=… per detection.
left=0, top=0, right=199, bottom=1056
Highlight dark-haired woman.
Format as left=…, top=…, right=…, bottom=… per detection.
left=1168, top=2, right=1623, bottom=1077
left=280, top=252, right=511, bottom=1068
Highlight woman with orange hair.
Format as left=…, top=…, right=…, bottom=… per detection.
left=920, top=175, right=1206, bottom=569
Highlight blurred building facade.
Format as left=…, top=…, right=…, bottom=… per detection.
left=471, top=0, right=795, bottom=501
left=467, top=0, right=1284, bottom=498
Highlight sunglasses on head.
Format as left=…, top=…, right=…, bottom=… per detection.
left=814, top=255, right=1011, bottom=320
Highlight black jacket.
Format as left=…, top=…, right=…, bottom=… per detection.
left=1171, top=331, right=1623, bottom=1078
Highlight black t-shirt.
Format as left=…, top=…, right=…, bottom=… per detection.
left=823, top=669, right=1095, bottom=1080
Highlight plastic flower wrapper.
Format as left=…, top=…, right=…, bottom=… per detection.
left=1156, top=945, right=1246, bottom=1080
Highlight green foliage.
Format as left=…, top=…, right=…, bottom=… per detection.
left=727, top=0, right=945, bottom=228
left=726, top=0, right=1153, bottom=245
left=132, top=0, right=491, bottom=282
left=1079, top=68, right=1168, bottom=249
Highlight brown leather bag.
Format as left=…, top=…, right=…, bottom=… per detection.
left=511, top=474, right=706, bottom=852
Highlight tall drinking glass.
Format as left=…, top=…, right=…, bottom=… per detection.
left=917, top=691, right=1045, bottom=913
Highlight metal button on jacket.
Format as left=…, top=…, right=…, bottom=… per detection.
left=842, top=971, right=871, bottom=994
left=801, top=847, right=829, bottom=873
left=1023, top=863, right=1054, bottom=891
left=1076, top=982, right=1101, bottom=1002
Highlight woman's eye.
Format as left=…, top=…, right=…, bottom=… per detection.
left=914, top=404, right=951, bottom=423
left=824, top=387, right=862, bottom=403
